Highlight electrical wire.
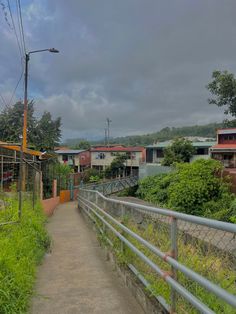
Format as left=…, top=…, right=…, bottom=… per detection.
left=7, top=70, right=23, bottom=107
left=6, top=0, right=24, bottom=106
left=0, top=1, right=26, bottom=108
left=0, top=1, right=13, bottom=30
left=16, top=0, right=26, bottom=54
left=7, top=0, right=24, bottom=65
left=15, top=0, right=25, bottom=55
left=0, top=93, right=7, bottom=107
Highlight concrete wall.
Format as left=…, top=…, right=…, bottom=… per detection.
left=42, top=197, right=60, bottom=216
left=139, top=163, right=171, bottom=179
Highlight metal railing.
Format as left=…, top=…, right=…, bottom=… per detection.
left=79, top=176, right=138, bottom=196
left=78, top=189, right=236, bottom=314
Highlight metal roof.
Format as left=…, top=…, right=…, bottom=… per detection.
left=217, top=128, right=236, bottom=134
left=146, top=141, right=216, bottom=148
left=55, top=149, right=85, bottom=154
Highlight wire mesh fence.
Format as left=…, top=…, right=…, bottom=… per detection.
left=78, top=189, right=236, bottom=314
left=0, top=149, right=41, bottom=226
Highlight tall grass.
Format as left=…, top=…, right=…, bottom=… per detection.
left=95, top=212, right=236, bottom=313
left=0, top=198, right=50, bottom=313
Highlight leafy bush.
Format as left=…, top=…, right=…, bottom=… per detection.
left=89, top=175, right=100, bottom=183
left=137, top=159, right=235, bottom=221
left=137, top=173, right=171, bottom=205
left=117, top=186, right=138, bottom=197
left=162, top=137, right=195, bottom=166
left=81, top=168, right=103, bottom=183
left=0, top=200, right=49, bottom=313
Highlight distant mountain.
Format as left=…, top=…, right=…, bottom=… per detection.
left=64, top=122, right=222, bottom=147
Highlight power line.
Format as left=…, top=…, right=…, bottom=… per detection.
left=15, top=0, right=25, bottom=55
left=7, top=70, right=23, bottom=107
left=0, top=1, right=13, bottom=30
left=4, top=0, right=24, bottom=107
left=0, top=93, right=7, bottom=107
left=16, top=0, right=26, bottom=54
left=7, top=0, right=24, bottom=64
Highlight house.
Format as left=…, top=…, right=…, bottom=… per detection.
left=55, top=149, right=91, bottom=172
left=90, top=146, right=146, bottom=176
left=146, top=141, right=216, bottom=164
left=210, top=128, right=236, bottom=168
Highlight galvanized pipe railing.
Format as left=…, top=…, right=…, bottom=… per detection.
left=78, top=189, right=236, bottom=313
left=79, top=176, right=139, bottom=196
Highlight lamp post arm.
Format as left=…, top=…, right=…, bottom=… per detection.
left=28, top=49, right=51, bottom=55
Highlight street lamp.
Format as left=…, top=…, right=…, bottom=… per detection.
left=22, top=48, right=59, bottom=150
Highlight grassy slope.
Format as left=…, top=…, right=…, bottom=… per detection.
left=0, top=199, right=50, bottom=314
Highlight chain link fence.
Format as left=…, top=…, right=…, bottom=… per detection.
left=0, top=148, right=41, bottom=226
left=78, top=189, right=236, bottom=314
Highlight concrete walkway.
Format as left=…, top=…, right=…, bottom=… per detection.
left=31, top=202, right=144, bottom=314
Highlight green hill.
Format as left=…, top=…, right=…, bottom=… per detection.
left=65, top=122, right=222, bottom=147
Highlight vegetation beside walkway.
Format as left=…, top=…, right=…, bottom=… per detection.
left=107, top=218, right=236, bottom=314
left=0, top=199, right=50, bottom=314
left=137, top=159, right=236, bottom=222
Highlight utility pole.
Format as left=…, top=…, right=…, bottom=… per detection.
left=23, top=53, right=29, bottom=150
left=22, top=48, right=59, bottom=150
left=21, top=48, right=59, bottom=191
left=106, top=118, right=112, bottom=147
left=104, top=128, right=107, bottom=145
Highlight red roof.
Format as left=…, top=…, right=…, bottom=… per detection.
left=211, top=144, right=236, bottom=150
left=90, top=146, right=145, bottom=152
left=217, top=128, right=236, bottom=131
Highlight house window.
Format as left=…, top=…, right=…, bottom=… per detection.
left=196, top=148, right=208, bottom=155
left=62, top=155, right=68, bottom=161
left=156, top=149, right=164, bottom=158
left=96, top=153, right=105, bottom=159
left=130, top=152, right=136, bottom=160
left=68, top=155, right=74, bottom=166
left=111, top=152, right=119, bottom=157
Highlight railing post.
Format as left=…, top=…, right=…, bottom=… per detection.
left=120, top=204, right=125, bottom=253
left=170, top=216, right=178, bottom=313
left=95, top=192, right=98, bottom=205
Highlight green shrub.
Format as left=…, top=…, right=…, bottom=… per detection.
left=136, top=173, right=171, bottom=205
left=0, top=200, right=50, bottom=313
left=137, top=159, right=235, bottom=221
left=117, top=185, right=138, bottom=197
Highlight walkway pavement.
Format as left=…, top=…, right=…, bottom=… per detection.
left=31, top=202, right=144, bottom=314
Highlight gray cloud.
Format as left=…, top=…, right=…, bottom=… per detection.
left=0, top=0, right=235, bottom=140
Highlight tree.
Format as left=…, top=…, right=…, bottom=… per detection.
left=207, top=70, right=236, bottom=117
left=71, top=140, right=91, bottom=150
left=0, top=101, right=36, bottom=144
left=105, top=154, right=127, bottom=178
left=162, top=138, right=195, bottom=166
left=0, top=102, right=61, bottom=150
left=36, top=111, right=61, bottom=151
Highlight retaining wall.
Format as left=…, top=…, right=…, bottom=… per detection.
left=42, top=197, right=60, bottom=216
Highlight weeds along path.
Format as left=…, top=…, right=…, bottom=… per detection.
left=31, top=201, right=144, bottom=314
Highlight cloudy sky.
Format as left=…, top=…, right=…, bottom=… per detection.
left=0, top=0, right=236, bottom=141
